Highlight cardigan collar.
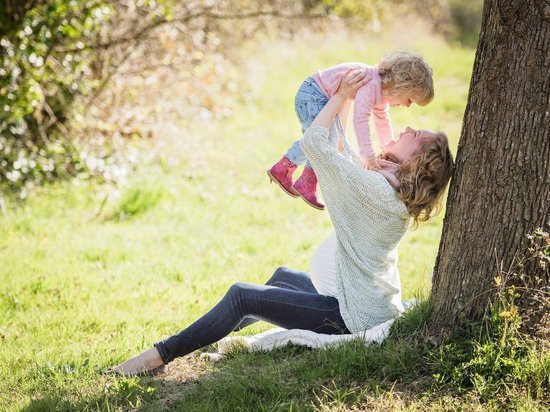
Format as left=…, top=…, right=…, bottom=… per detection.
left=377, top=159, right=401, bottom=189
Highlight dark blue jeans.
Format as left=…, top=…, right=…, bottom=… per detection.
left=154, top=267, right=350, bottom=363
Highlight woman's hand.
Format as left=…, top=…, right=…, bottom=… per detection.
left=336, top=69, right=371, bottom=100
left=311, top=70, right=371, bottom=130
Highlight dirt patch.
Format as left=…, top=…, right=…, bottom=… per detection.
left=149, top=353, right=217, bottom=409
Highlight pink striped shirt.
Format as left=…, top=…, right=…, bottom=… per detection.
left=312, top=63, right=393, bottom=161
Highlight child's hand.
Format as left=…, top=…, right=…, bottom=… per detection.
left=363, top=157, right=380, bottom=170
left=336, top=69, right=372, bottom=100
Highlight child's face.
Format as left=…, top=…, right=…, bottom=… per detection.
left=385, top=127, right=437, bottom=163
left=386, top=93, right=413, bottom=107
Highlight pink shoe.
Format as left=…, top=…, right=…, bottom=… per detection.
left=267, top=156, right=299, bottom=198
left=293, top=167, right=325, bottom=210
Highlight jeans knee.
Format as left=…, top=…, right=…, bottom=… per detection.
left=227, top=282, right=247, bottom=297
left=267, top=266, right=289, bottom=285
left=226, top=282, right=255, bottom=316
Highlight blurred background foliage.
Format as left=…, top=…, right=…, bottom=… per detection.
left=0, top=0, right=482, bottom=199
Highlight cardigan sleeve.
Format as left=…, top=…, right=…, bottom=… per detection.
left=300, top=126, right=395, bottom=210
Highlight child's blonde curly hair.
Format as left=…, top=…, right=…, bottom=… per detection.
left=380, top=132, right=454, bottom=227
left=378, top=51, right=434, bottom=106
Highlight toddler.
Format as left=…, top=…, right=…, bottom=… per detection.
left=267, top=51, right=434, bottom=210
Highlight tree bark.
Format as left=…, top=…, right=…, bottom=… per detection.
left=426, top=0, right=550, bottom=342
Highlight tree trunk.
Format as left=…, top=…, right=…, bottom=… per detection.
left=426, top=0, right=550, bottom=341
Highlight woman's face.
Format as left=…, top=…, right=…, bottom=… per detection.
left=385, top=127, right=437, bottom=163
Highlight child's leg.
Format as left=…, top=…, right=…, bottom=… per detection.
left=268, top=78, right=329, bottom=197
left=154, top=281, right=349, bottom=363
left=284, top=77, right=330, bottom=166
left=287, top=79, right=335, bottom=209
left=292, top=111, right=342, bottom=210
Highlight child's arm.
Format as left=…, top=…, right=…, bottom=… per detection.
left=372, top=105, right=394, bottom=150
left=352, top=86, right=381, bottom=169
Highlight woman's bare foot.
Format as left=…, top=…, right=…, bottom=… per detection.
left=111, top=347, right=165, bottom=377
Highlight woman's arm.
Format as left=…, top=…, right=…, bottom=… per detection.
left=339, top=99, right=352, bottom=132
left=337, top=100, right=352, bottom=152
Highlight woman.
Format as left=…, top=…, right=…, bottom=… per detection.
left=111, top=70, right=454, bottom=377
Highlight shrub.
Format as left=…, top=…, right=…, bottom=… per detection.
left=0, top=1, right=113, bottom=195
left=0, top=1, right=328, bottom=198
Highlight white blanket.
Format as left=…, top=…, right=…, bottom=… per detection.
left=218, top=319, right=393, bottom=353
left=200, top=299, right=416, bottom=361
left=199, top=320, right=395, bottom=362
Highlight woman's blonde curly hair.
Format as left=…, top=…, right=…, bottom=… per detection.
left=378, top=51, right=434, bottom=106
left=380, top=132, right=454, bottom=227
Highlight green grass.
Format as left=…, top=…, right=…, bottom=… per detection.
left=1, top=23, right=547, bottom=411
left=108, top=185, right=164, bottom=222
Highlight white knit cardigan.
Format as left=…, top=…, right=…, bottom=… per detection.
left=301, top=126, right=411, bottom=333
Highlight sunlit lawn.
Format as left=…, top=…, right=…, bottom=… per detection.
left=0, top=21, right=485, bottom=410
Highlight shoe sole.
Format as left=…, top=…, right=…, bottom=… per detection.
left=140, top=364, right=169, bottom=377
left=296, top=192, right=325, bottom=210
left=267, top=170, right=299, bottom=198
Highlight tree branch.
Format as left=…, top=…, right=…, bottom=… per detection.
left=55, top=9, right=328, bottom=53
